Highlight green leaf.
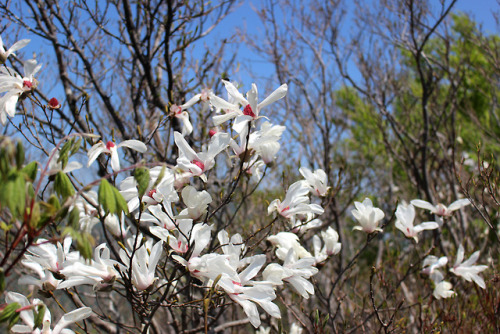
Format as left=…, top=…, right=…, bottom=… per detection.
left=21, top=161, right=38, bottom=182
left=98, top=178, right=116, bottom=215
left=99, top=178, right=129, bottom=216
left=68, top=207, right=80, bottom=229
left=33, top=304, right=46, bottom=329
left=15, top=141, right=24, bottom=169
left=54, top=171, right=75, bottom=199
left=70, top=138, right=81, bottom=156
left=0, top=302, right=21, bottom=323
left=113, top=186, right=129, bottom=215
left=58, top=140, right=73, bottom=163
left=0, top=172, right=26, bottom=217
left=134, top=167, right=150, bottom=199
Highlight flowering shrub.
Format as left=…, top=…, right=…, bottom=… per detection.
left=0, top=27, right=496, bottom=334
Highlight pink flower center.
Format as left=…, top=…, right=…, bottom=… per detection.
left=22, top=80, right=33, bottom=90
left=209, top=129, right=217, bottom=137
left=106, top=141, right=116, bottom=150
left=170, top=105, right=182, bottom=115
left=191, top=159, right=205, bottom=171
left=147, top=189, right=157, bottom=198
left=281, top=206, right=290, bottom=213
left=243, top=104, right=256, bottom=118
left=232, top=280, right=242, bottom=286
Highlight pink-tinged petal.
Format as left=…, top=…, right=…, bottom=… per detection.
left=209, top=94, right=241, bottom=112
left=212, top=110, right=240, bottom=126
left=11, top=324, right=34, bottom=333
left=246, top=83, right=258, bottom=113
left=23, top=59, right=42, bottom=78
left=148, top=241, right=163, bottom=275
left=52, top=307, right=92, bottom=334
left=181, top=94, right=201, bottom=109
left=8, top=39, right=30, bottom=54
left=233, top=298, right=260, bottom=328
left=174, top=131, right=198, bottom=161
left=86, top=143, right=105, bottom=167
left=3, top=91, right=20, bottom=117
left=410, top=199, right=437, bottom=212
left=118, top=139, right=147, bottom=153
left=455, top=244, right=465, bottom=267
left=447, top=198, right=470, bottom=212
left=222, top=80, right=248, bottom=105
left=109, top=147, right=120, bottom=172
left=258, top=83, right=288, bottom=109
left=239, top=255, right=266, bottom=284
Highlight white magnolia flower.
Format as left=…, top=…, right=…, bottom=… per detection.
left=0, top=59, right=42, bottom=124
left=58, top=243, right=120, bottom=290
left=174, top=131, right=230, bottom=182
left=210, top=80, right=287, bottom=131
left=170, top=94, right=200, bottom=136
left=433, top=280, right=456, bottom=300
left=450, top=244, right=488, bottom=289
left=268, top=180, right=324, bottom=220
left=267, top=232, right=312, bottom=261
left=120, top=240, right=163, bottom=291
left=351, top=198, right=384, bottom=233
left=87, top=139, right=147, bottom=172
left=263, top=249, right=318, bottom=299
left=0, top=35, right=30, bottom=63
left=313, top=227, right=342, bottom=263
left=410, top=198, right=470, bottom=217
left=422, top=255, right=448, bottom=283
left=176, top=185, right=212, bottom=220
left=299, top=167, right=330, bottom=196
left=394, top=202, right=439, bottom=243
left=6, top=292, right=92, bottom=334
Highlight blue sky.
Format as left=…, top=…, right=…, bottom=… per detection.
left=206, top=0, right=499, bottom=84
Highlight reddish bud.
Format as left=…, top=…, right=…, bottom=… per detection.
left=48, top=97, right=61, bottom=109
left=208, top=129, right=217, bottom=137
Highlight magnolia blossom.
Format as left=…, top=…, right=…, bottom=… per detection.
left=394, top=202, right=439, bottom=243
left=176, top=185, right=212, bottom=220
left=46, top=148, right=82, bottom=176
left=0, top=59, right=42, bottom=124
left=299, top=167, right=330, bottom=196
left=263, top=248, right=318, bottom=299
left=268, top=180, right=324, bottom=221
left=58, top=243, right=120, bottom=290
left=174, top=131, right=230, bottom=182
left=170, top=93, right=201, bottom=136
left=433, top=280, right=456, bottom=300
left=313, top=227, right=341, bottom=263
left=229, top=121, right=286, bottom=164
left=351, top=198, right=384, bottom=233
left=422, top=255, right=448, bottom=283
left=210, top=80, right=288, bottom=131
left=6, top=292, right=92, bottom=334
left=410, top=198, right=470, bottom=217
left=267, top=232, right=313, bottom=260
left=0, top=35, right=30, bottom=63
left=450, top=244, right=488, bottom=289
left=119, top=240, right=163, bottom=291
left=120, top=166, right=178, bottom=212
left=87, top=139, right=147, bottom=172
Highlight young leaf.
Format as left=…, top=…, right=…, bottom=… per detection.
left=21, top=161, right=38, bottom=182
left=54, top=171, right=75, bottom=199
left=134, top=167, right=150, bottom=198
left=98, top=178, right=116, bottom=215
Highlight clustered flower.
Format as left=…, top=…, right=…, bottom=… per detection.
left=1, top=34, right=489, bottom=333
